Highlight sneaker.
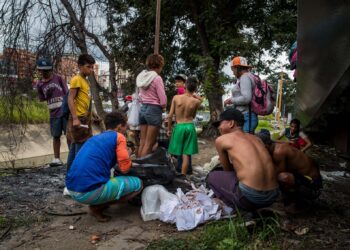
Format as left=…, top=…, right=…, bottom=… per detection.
left=63, top=187, right=70, bottom=196
left=50, top=158, right=63, bottom=167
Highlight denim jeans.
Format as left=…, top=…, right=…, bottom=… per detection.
left=67, top=142, right=84, bottom=171
left=243, top=111, right=258, bottom=134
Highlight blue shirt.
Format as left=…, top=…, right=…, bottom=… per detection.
left=66, top=131, right=118, bottom=192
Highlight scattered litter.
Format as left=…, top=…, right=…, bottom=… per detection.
left=198, top=140, right=206, bottom=145
left=192, top=166, right=208, bottom=176
left=202, top=155, right=220, bottom=172
left=321, top=171, right=350, bottom=181
left=280, top=219, right=296, bottom=232
left=91, top=234, right=100, bottom=244
left=69, top=225, right=75, bottom=230
left=294, top=227, right=309, bottom=236
left=140, top=184, right=233, bottom=231
left=339, top=162, right=347, bottom=168
left=63, top=187, right=70, bottom=196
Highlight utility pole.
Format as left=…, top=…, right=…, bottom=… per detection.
left=275, top=81, right=280, bottom=121
left=154, top=0, right=161, bottom=54
left=277, top=72, right=284, bottom=123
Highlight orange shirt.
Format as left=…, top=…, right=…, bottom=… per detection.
left=116, top=133, right=132, bottom=173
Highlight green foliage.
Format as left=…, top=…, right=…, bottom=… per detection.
left=256, top=118, right=273, bottom=132
left=108, top=0, right=297, bottom=116
left=148, top=215, right=280, bottom=250
left=0, top=97, right=49, bottom=124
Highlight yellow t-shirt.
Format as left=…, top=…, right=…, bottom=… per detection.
left=70, top=74, right=90, bottom=116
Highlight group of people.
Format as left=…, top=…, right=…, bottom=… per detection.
left=36, top=53, right=321, bottom=222
left=132, top=54, right=202, bottom=175
left=36, top=54, right=96, bottom=169
left=36, top=53, right=204, bottom=221
left=207, top=109, right=321, bottom=214
left=206, top=56, right=321, bottom=213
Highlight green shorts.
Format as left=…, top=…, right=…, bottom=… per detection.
left=168, top=122, right=198, bottom=155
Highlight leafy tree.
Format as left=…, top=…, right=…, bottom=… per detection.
left=108, top=0, right=296, bottom=135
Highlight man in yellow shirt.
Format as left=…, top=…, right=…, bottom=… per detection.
left=66, top=54, right=96, bottom=169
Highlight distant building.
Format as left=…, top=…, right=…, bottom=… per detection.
left=0, top=48, right=127, bottom=95
left=0, top=48, right=36, bottom=79
left=57, top=54, right=99, bottom=85
left=97, top=61, right=130, bottom=98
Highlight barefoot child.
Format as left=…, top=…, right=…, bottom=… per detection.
left=167, top=76, right=201, bottom=175
left=66, top=111, right=143, bottom=222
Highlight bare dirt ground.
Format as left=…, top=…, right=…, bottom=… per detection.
left=1, top=137, right=350, bottom=249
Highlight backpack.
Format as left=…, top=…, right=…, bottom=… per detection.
left=249, top=74, right=275, bottom=116
left=61, top=92, right=70, bottom=119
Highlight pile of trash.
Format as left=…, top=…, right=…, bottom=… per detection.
left=140, top=183, right=232, bottom=231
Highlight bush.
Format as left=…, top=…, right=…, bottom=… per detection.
left=0, top=97, right=49, bottom=124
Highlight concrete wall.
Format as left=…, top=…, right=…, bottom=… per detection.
left=0, top=124, right=69, bottom=169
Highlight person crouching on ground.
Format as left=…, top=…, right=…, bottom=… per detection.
left=257, top=129, right=322, bottom=213
left=207, top=109, right=279, bottom=212
left=278, top=118, right=313, bottom=152
left=167, top=76, right=201, bottom=175
left=66, top=111, right=143, bottom=222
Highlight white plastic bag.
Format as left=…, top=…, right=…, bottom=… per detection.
left=140, top=185, right=178, bottom=221
left=127, top=95, right=141, bottom=127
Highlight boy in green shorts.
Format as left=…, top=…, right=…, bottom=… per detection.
left=167, top=76, right=201, bottom=175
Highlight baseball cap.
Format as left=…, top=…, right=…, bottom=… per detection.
left=231, top=56, right=252, bottom=68
left=174, top=74, right=187, bottom=82
left=36, top=58, right=53, bottom=70
left=212, top=108, right=244, bottom=127
left=256, top=129, right=272, bottom=145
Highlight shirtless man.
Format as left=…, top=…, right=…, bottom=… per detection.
left=207, top=109, right=279, bottom=211
left=257, top=129, right=322, bottom=209
left=167, top=76, right=201, bottom=175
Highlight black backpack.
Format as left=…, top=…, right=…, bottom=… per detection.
left=61, top=93, right=70, bottom=119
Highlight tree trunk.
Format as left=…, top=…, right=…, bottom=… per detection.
left=202, top=62, right=223, bottom=138
left=188, top=0, right=223, bottom=137
left=108, top=59, right=119, bottom=111
left=89, top=73, right=105, bottom=118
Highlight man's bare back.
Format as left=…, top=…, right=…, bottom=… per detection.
left=170, top=94, right=201, bottom=123
left=272, top=143, right=320, bottom=178
left=216, top=129, right=278, bottom=191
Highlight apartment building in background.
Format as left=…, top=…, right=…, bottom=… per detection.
left=0, top=48, right=36, bottom=79
left=0, top=48, right=128, bottom=97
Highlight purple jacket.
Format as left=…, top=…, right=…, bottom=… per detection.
left=37, top=74, right=68, bottom=118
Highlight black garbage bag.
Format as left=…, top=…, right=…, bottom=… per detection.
left=116, top=147, right=176, bottom=187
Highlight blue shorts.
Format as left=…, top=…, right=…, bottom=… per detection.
left=50, top=116, right=68, bottom=138
left=139, top=104, right=162, bottom=127
left=69, top=176, right=142, bottom=205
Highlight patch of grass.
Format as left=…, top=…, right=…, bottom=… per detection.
left=0, top=171, right=14, bottom=177
left=12, top=214, right=51, bottom=227
left=0, top=215, right=8, bottom=228
left=0, top=214, right=51, bottom=229
left=256, top=119, right=273, bottom=132
left=0, top=98, right=49, bottom=124
left=147, top=214, right=281, bottom=250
